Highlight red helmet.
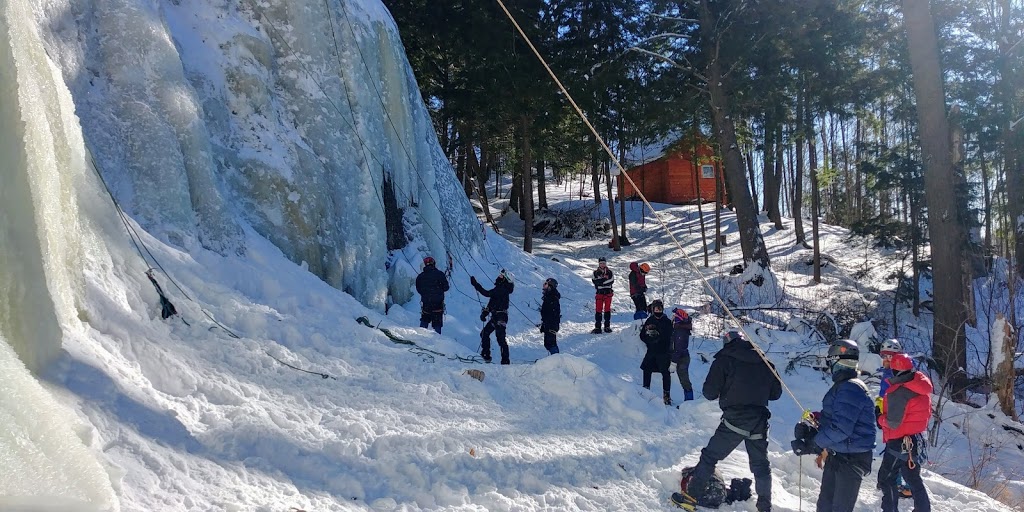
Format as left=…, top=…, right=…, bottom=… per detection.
left=890, top=353, right=914, bottom=372
left=423, top=256, right=436, bottom=267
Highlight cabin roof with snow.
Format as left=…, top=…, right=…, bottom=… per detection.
left=619, top=134, right=726, bottom=205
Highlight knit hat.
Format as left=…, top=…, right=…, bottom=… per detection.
left=890, top=353, right=914, bottom=372
left=598, top=257, right=607, bottom=263
left=673, top=308, right=689, bottom=323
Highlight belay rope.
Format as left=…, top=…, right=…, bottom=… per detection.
left=356, top=316, right=537, bottom=365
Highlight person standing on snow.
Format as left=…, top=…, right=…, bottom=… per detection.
left=640, top=300, right=674, bottom=405
left=679, top=329, right=780, bottom=512
left=875, top=338, right=913, bottom=499
left=628, top=262, right=651, bottom=320
left=877, top=353, right=932, bottom=512
left=810, top=339, right=877, bottom=512
left=415, top=256, right=449, bottom=334
left=470, top=270, right=514, bottom=364
left=539, top=278, right=561, bottom=355
left=670, top=308, right=695, bottom=402
left=591, top=257, right=614, bottom=333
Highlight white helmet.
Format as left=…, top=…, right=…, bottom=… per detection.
left=880, top=338, right=902, bottom=355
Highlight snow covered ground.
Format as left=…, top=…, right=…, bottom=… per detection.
left=4, top=176, right=1020, bottom=510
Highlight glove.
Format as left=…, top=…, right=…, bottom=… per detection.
left=539, top=324, right=545, bottom=333
left=874, top=397, right=884, bottom=418
left=480, top=308, right=488, bottom=322
left=815, top=449, right=828, bottom=469
left=470, top=276, right=478, bottom=286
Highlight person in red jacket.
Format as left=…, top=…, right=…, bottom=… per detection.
left=877, top=353, right=932, bottom=512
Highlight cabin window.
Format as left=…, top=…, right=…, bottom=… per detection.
left=701, top=164, right=715, bottom=179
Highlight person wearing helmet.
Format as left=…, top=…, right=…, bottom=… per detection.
left=415, top=256, right=450, bottom=334
left=470, top=271, right=515, bottom=364
left=670, top=308, right=694, bottom=401
left=878, top=338, right=903, bottom=399
left=591, top=257, right=615, bottom=333
left=808, top=339, right=877, bottom=512
left=640, top=300, right=674, bottom=405
left=539, top=278, right=561, bottom=355
left=682, top=327, right=781, bottom=512
left=628, top=262, right=651, bottom=320
left=877, top=353, right=932, bottom=512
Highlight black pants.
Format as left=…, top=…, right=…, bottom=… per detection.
left=689, top=411, right=772, bottom=511
left=878, top=437, right=930, bottom=512
left=817, top=451, right=872, bottom=512
left=631, top=293, right=648, bottom=313
left=480, top=312, right=509, bottom=364
left=419, top=301, right=444, bottom=333
left=642, top=369, right=670, bottom=394
left=543, top=330, right=559, bottom=354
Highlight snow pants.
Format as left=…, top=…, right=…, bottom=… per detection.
left=630, top=293, right=648, bottom=314
left=878, top=437, right=930, bottom=512
left=480, top=312, right=509, bottom=364
left=689, top=408, right=772, bottom=512
left=816, top=451, right=872, bottom=512
left=420, top=301, right=444, bottom=334
left=543, top=330, right=559, bottom=354
left=672, top=353, right=693, bottom=393
left=595, top=292, right=612, bottom=313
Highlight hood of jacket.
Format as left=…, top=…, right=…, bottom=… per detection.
left=544, top=288, right=561, bottom=300
left=629, top=262, right=639, bottom=271
left=715, top=338, right=762, bottom=364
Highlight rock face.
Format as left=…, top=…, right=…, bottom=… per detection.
left=33, top=0, right=478, bottom=309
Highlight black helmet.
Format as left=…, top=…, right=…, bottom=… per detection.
left=828, top=339, right=859, bottom=360
left=722, top=328, right=746, bottom=343
left=544, top=277, right=558, bottom=289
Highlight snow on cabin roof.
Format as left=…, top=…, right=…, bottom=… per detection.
left=623, top=131, right=681, bottom=167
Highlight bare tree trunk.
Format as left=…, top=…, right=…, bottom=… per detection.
left=746, top=146, right=758, bottom=211
left=980, top=146, right=993, bottom=254
left=521, top=115, right=534, bottom=253
left=794, top=83, right=808, bottom=248
left=590, top=135, right=602, bottom=204
left=693, top=129, right=710, bottom=267
left=468, top=138, right=499, bottom=233
left=809, top=110, right=823, bottom=284
left=993, top=314, right=1019, bottom=420
left=605, top=160, right=620, bottom=251
left=902, top=0, right=969, bottom=398
left=618, top=138, right=630, bottom=245
left=699, top=0, right=770, bottom=270
left=537, top=156, right=548, bottom=210
left=764, top=111, right=784, bottom=229
left=998, top=0, right=1024, bottom=278
left=715, top=163, right=723, bottom=254
left=855, top=116, right=864, bottom=223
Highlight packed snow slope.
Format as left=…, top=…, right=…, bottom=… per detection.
left=2, top=0, right=1022, bottom=510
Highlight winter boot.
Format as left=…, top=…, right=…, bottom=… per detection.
left=592, top=312, right=603, bottom=334
left=500, top=346, right=510, bottom=365
left=669, top=491, right=697, bottom=511
left=684, top=390, right=694, bottom=401
left=755, top=496, right=771, bottom=512
left=663, top=392, right=672, bottom=406
left=603, top=311, right=612, bottom=333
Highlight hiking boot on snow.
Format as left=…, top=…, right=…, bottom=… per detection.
left=603, top=326, right=613, bottom=333
left=669, top=491, right=697, bottom=511
left=664, top=392, right=673, bottom=406
left=755, top=497, right=772, bottom=512
left=591, top=327, right=603, bottom=334
left=684, top=390, right=694, bottom=401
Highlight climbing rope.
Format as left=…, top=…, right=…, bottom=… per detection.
left=495, top=0, right=806, bottom=412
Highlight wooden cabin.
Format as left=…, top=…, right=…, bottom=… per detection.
left=619, top=136, right=727, bottom=205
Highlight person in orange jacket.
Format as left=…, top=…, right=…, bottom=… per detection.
left=877, top=353, right=932, bottom=512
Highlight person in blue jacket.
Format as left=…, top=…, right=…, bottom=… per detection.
left=812, top=339, right=877, bottom=512
left=415, top=256, right=449, bottom=334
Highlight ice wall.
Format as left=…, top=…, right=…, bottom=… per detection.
left=0, top=0, right=92, bottom=371
left=0, top=335, right=118, bottom=511
left=34, top=0, right=480, bottom=309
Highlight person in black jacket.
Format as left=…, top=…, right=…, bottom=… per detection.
left=415, top=256, right=450, bottom=334
left=470, top=270, right=514, bottom=364
left=683, top=329, right=782, bottom=512
left=591, top=257, right=614, bottom=333
left=670, top=308, right=695, bottom=401
left=539, top=278, right=561, bottom=355
left=640, top=300, right=674, bottom=405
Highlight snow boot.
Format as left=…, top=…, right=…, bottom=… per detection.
left=755, top=497, right=771, bottom=512
left=481, top=351, right=492, bottom=363
left=669, top=491, right=697, bottom=511
left=684, top=390, right=694, bottom=401
left=603, top=312, right=612, bottom=332
left=664, top=392, right=673, bottom=406
left=592, top=312, right=603, bottom=334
